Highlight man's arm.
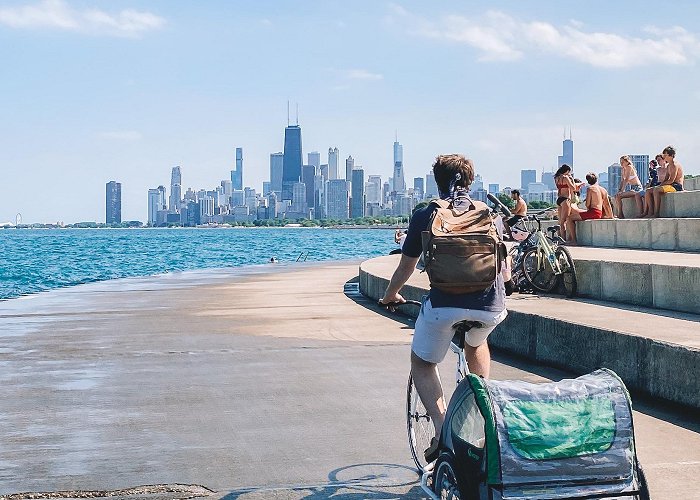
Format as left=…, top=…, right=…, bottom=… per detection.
left=380, top=254, right=420, bottom=304
left=663, top=162, right=677, bottom=185
left=602, top=189, right=613, bottom=218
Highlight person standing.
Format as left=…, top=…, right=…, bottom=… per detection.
left=554, top=165, right=579, bottom=241
left=379, top=154, right=507, bottom=460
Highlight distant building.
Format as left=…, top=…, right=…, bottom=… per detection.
left=319, top=164, right=329, bottom=180
left=327, top=179, right=349, bottom=219
left=314, top=174, right=326, bottom=219
left=169, top=166, right=182, bottom=213
left=541, top=171, right=556, bottom=190
left=472, top=188, right=488, bottom=203
left=608, top=163, right=622, bottom=196
left=147, top=186, right=166, bottom=226
left=472, top=174, right=484, bottom=192
left=366, top=175, right=382, bottom=205
left=414, top=177, right=425, bottom=199
left=106, top=181, right=121, bottom=224
left=488, top=183, right=500, bottom=194
left=282, top=125, right=302, bottom=201
left=345, top=155, right=354, bottom=183
left=307, top=151, right=321, bottom=169
left=425, top=173, right=438, bottom=198
left=393, top=140, right=405, bottom=193
left=351, top=168, right=365, bottom=218
left=629, top=154, right=650, bottom=188
left=291, top=182, right=307, bottom=214
left=557, top=130, right=574, bottom=169
left=520, top=169, right=537, bottom=192
left=231, top=147, right=243, bottom=190
left=262, top=181, right=271, bottom=196
left=328, top=147, right=339, bottom=180
left=302, top=164, right=316, bottom=212
left=598, top=171, right=609, bottom=192
left=270, top=152, right=284, bottom=194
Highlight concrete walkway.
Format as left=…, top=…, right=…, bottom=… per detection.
left=1, top=262, right=698, bottom=499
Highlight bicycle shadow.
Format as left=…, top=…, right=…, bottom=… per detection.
left=343, top=280, right=419, bottom=331
left=219, top=462, right=427, bottom=499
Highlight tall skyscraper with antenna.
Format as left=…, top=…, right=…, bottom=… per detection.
left=558, top=128, right=574, bottom=169
left=282, top=103, right=302, bottom=201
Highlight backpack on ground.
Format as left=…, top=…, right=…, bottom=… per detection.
left=421, top=198, right=505, bottom=294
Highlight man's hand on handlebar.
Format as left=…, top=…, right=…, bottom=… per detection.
left=379, top=292, right=406, bottom=312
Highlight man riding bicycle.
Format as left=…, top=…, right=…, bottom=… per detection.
left=379, top=154, right=507, bottom=462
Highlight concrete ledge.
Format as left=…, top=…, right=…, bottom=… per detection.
left=621, top=189, right=700, bottom=218
left=578, top=217, right=700, bottom=252
left=359, top=255, right=700, bottom=409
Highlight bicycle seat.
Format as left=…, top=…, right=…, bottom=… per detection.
left=547, top=225, right=559, bottom=235
left=451, top=320, right=483, bottom=349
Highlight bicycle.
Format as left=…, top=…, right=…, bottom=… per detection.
left=381, top=299, right=479, bottom=473
left=510, top=214, right=578, bottom=297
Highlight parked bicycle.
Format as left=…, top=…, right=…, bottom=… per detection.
left=509, top=214, right=578, bottom=297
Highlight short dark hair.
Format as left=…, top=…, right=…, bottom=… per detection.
left=433, top=154, right=475, bottom=195
left=555, top=164, right=571, bottom=177
left=586, top=172, right=598, bottom=185
left=650, top=159, right=658, bottom=167
left=655, top=154, right=664, bottom=161
left=511, top=189, right=520, bottom=197
left=663, top=145, right=676, bottom=157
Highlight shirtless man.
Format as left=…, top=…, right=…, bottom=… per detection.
left=566, top=172, right=613, bottom=245
left=640, top=154, right=666, bottom=217
left=506, top=189, right=527, bottom=231
left=651, top=145, right=684, bottom=218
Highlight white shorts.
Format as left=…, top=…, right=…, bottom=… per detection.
left=411, top=299, right=507, bottom=364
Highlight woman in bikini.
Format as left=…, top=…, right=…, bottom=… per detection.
left=614, top=155, right=643, bottom=218
left=554, top=164, right=578, bottom=241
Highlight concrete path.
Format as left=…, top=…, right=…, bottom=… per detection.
left=1, top=262, right=698, bottom=499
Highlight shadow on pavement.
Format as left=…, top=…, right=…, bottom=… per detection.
left=220, top=462, right=426, bottom=499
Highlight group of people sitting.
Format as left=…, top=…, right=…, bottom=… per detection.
left=552, top=145, right=684, bottom=244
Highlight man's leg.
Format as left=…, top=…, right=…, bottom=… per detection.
left=654, top=187, right=665, bottom=217
left=566, top=213, right=581, bottom=244
left=411, top=351, right=446, bottom=436
left=465, top=343, right=490, bottom=378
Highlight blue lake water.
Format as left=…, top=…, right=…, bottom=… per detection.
left=0, top=228, right=397, bottom=300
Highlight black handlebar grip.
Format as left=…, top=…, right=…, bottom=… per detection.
left=487, top=193, right=513, bottom=219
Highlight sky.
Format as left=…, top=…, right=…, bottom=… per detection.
left=1, top=0, right=699, bottom=223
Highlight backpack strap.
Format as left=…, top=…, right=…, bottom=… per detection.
left=431, top=196, right=476, bottom=214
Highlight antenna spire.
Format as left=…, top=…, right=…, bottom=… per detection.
left=296, top=102, right=299, bottom=125
left=287, top=100, right=290, bottom=127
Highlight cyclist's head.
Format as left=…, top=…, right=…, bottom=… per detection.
left=433, top=154, right=474, bottom=196
left=555, top=164, right=571, bottom=177
left=585, top=172, right=598, bottom=185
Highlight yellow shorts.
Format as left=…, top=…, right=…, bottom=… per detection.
left=659, top=185, right=677, bottom=193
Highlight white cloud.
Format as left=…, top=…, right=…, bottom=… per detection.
left=346, top=69, right=384, bottom=81
left=388, top=7, right=700, bottom=68
left=99, top=131, right=142, bottom=141
left=0, top=0, right=165, bottom=37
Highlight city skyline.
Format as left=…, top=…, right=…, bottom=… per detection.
left=1, top=1, right=699, bottom=223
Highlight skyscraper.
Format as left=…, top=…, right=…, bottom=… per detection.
left=488, top=183, right=500, bottom=194
left=270, top=152, right=284, bottom=194
left=557, top=129, right=574, bottom=169
left=393, top=140, right=405, bottom=193
left=282, top=125, right=302, bottom=201
left=608, top=163, right=622, bottom=196
left=521, top=169, right=537, bottom=192
left=147, top=186, right=166, bottom=226
left=302, top=164, right=316, bottom=211
left=106, top=181, right=121, bottom=224
left=231, top=148, right=243, bottom=190
left=345, top=155, right=354, bottom=182
left=327, top=179, right=349, bottom=220
left=351, top=167, right=365, bottom=218
left=414, top=177, right=424, bottom=199
left=169, top=166, right=182, bottom=213
left=366, top=175, right=382, bottom=205
left=425, top=173, right=438, bottom=198
left=328, top=147, right=339, bottom=180
left=629, top=154, right=650, bottom=188
left=307, top=151, right=320, bottom=169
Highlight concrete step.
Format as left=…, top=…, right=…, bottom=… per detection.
left=577, top=217, right=700, bottom=251
left=359, top=255, right=700, bottom=409
left=567, top=246, right=700, bottom=314
left=621, top=189, right=700, bottom=218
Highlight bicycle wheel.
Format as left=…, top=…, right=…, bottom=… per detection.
left=407, top=374, right=434, bottom=472
left=555, top=245, right=577, bottom=298
left=522, top=247, right=558, bottom=292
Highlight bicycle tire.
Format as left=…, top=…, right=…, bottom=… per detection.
left=522, top=247, right=558, bottom=292
left=407, top=374, right=434, bottom=472
left=555, top=245, right=577, bottom=298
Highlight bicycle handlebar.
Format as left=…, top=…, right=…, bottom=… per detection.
left=487, top=193, right=513, bottom=219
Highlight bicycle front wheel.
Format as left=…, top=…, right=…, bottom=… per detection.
left=556, top=246, right=577, bottom=298
left=407, top=374, right=434, bottom=472
left=522, top=247, right=558, bottom=292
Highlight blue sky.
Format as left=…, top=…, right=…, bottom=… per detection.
left=1, top=0, right=699, bottom=223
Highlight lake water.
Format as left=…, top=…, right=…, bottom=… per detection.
left=0, top=228, right=397, bottom=300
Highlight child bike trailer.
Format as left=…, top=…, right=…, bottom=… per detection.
left=421, top=368, right=649, bottom=500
